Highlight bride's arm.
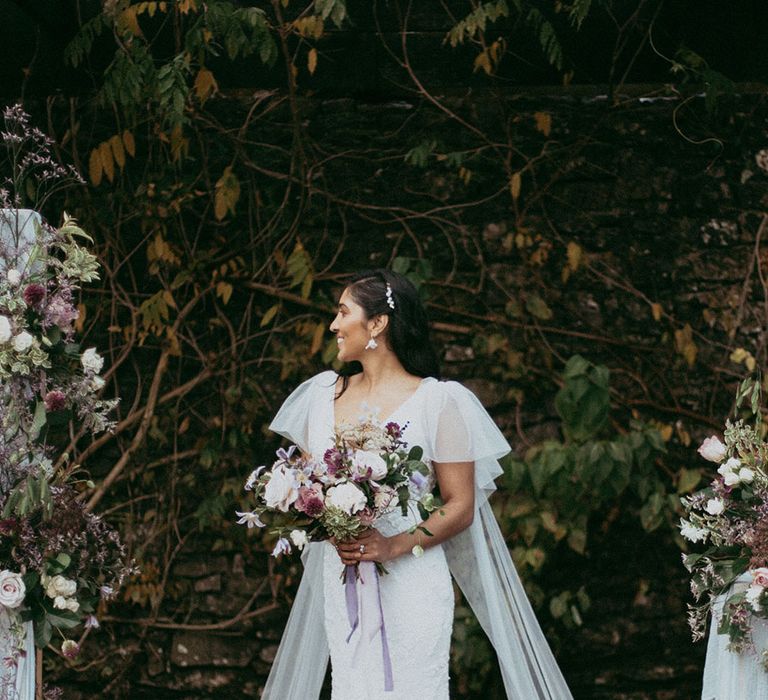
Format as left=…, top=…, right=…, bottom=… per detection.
left=336, top=460, right=475, bottom=565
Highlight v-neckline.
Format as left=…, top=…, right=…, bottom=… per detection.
left=331, top=376, right=431, bottom=431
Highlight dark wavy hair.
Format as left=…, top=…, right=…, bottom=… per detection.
left=335, top=269, right=440, bottom=397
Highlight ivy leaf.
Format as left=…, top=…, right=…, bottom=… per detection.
left=525, top=294, right=552, bottom=320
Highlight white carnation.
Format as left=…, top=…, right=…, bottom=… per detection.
left=12, top=331, right=33, bottom=353
left=81, top=347, right=104, bottom=374
left=739, top=467, right=755, bottom=484
left=6, top=269, right=20, bottom=286
left=705, top=498, right=725, bottom=516
left=723, top=471, right=741, bottom=486
left=679, top=519, right=708, bottom=543
left=325, top=481, right=367, bottom=515
left=0, top=316, right=11, bottom=344
left=717, top=457, right=741, bottom=476
left=289, top=529, right=309, bottom=551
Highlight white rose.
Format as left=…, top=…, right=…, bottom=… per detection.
left=263, top=465, right=299, bottom=512
left=0, top=570, right=26, bottom=609
left=65, top=598, right=79, bottom=613
left=6, top=269, right=20, bottom=286
left=289, top=529, right=309, bottom=551
left=12, top=331, right=33, bottom=353
left=325, top=481, right=367, bottom=515
left=723, top=471, right=741, bottom=487
left=81, top=347, right=104, bottom=374
left=679, top=518, right=708, bottom=543
left=705, top=498, right=725, bottom=516
left=717, top=457, right=741, bottom=476
left=53, top=595, right=68, bottom=610
left=697, top=436, right=727, bottom=463
left=352, top=450, right=388, bottom=481
left=45, top=575, right=77, bottom=599
left=739, top=467, right=755, bottom=484
left=0, top=316, right=10, bottom=344
left=91, top=376, right=105, bottom=391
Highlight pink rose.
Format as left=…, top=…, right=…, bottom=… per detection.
left=752, top=567, right=768, bottom=588
left=295, top=483, right=325, bottom=517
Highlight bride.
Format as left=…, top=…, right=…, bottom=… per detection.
left=261, top=269, right=573, bottom=699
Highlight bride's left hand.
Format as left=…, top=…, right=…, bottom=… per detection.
left=337, top=529, right=395, bottom=565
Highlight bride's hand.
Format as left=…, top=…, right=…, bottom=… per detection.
left=335, top=530, right=395, bottom=565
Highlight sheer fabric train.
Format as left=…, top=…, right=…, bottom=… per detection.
left=261, top=371, right=573, bottom=699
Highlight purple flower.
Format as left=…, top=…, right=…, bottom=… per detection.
left=44, top=390, right=66, bottom=412
left=271, top=537, right=291, bottom=557
left=84, top=615, right=99, bottom=629
left=61, top=640, right=79, bottom=659
left=22, top=283, right=45, bottom=307
left=323, top=448, right=343, bottom=476
left=410, top=471, right=428, bottom=490
left=276, top=445, right=296, bottom=463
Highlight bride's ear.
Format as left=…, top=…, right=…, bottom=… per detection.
left=368, top=313, right=389, bottom=336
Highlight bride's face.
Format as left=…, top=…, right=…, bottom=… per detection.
left=329, top=288, right=374, bottom=362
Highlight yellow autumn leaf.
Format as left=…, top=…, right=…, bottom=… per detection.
left=216, top=281, right=233, bottom=305
left=566, top=241, right=582, bottom=271
left=88, top=147, right=103, bottom=186
left=109, top=134, right=126, bottom=169
left=194, top=68, right=218, bottom=102
left=260, top=304, right=279, bottom=327
left=730, top=347, right=749, bottom=363
left=674, top=324, right=697, bottom=367
left=74, top=303, right=86, bottom=334
left=651, top=303, right=662, bottom=321
left=99, top=141, right=114, bottom=183
left=214, top=166, right=241, bottom=221
left=310, top=322, right=325, bottom=355
left=534, top=112, right=552, bottom=137
left=307, top=48, right=318, bottom=75
left=746, top=355, right=756, bottom=371
left=473, top=50, right=492, bottom=75
left=510, top=172, right=522, bottom=200
left=118, top=7, right=143, bottom=37
left=122, top=130, right=136, bottom=157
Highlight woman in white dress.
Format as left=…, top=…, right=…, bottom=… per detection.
left=261, top=269, right=573, bottom=700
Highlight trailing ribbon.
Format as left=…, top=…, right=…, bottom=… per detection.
left=344, top=561, right=394, bottom=691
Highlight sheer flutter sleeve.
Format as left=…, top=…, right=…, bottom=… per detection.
left=269, top=370, right=336, bottom=453
left=430, top=380, right=574, bottom=700
left=261, top=371, right=336, bottom=700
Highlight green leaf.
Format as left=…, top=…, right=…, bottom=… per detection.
left=525, top=294, right=553, bottom=320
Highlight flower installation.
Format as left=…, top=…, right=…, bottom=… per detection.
left=0, top=104, right=130, bottom=672
left=681, top=376, right=768, bottom=669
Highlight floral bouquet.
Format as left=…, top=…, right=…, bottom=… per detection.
left=0, top=104, right=130, bottom=670
left=681, top=376, right=768, bottom=668
left=237, top=414, right=441, bottom=568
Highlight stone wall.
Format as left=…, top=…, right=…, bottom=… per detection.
left=52, top=84, right=768, bottom=699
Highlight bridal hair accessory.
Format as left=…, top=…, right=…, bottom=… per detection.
left=364, top=335, right=378, bottom=350
left=385, top=283, right=395, bottom=310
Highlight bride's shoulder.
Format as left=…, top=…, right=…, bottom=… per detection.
left=307, top=369, right=338, bottom=386
left=423, top=377, right=477, bottom=405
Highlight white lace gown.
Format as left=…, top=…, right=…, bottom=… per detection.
left=320, top=377, right=454, bottom=699
left=262, top=370, right=574, bottom=700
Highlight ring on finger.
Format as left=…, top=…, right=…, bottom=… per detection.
left=359, top=544, right=366, bottom=553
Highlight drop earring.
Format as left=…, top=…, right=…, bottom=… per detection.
left=365, top=335, right=378, bottom=350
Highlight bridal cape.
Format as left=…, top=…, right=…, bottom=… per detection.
left=261, top=371, right=573, bottom=699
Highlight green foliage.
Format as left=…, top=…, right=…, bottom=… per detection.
left=554, top=354, right=609, bottom=442
left=445, top=1, right=510, bottom=47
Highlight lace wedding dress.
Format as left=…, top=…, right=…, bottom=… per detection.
left=262, top=371, right=573, bottom=700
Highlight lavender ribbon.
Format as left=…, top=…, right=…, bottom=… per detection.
left=344, top=562, right=394, bottom=691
